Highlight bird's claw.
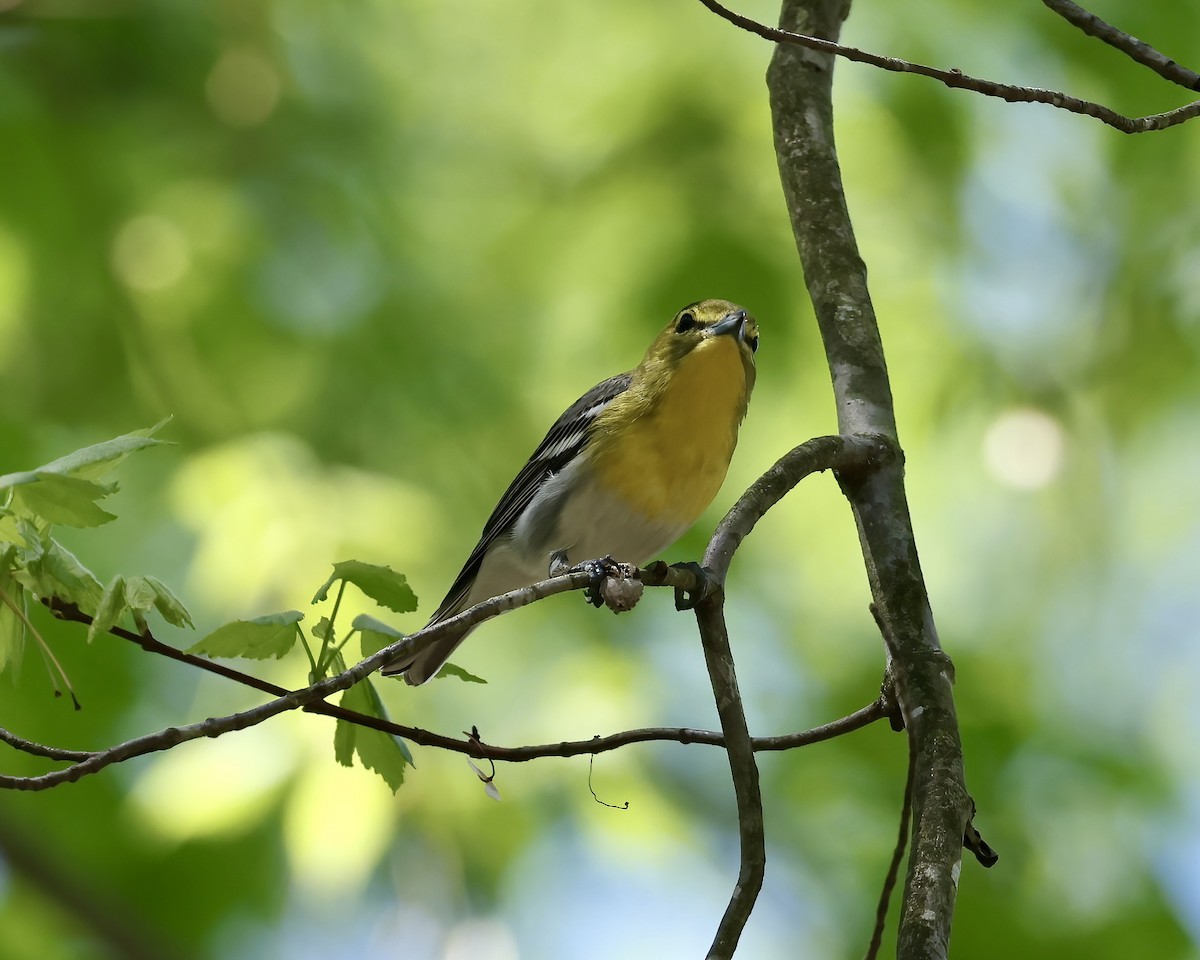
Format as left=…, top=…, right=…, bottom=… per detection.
left=574, top=555, right=621, bottom=607
left=670, top=561, right=718, bottom=611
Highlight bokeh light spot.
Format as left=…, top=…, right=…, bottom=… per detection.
left=111, top=214, right=191, bottom=291
left=0, top=224, right=29, bottom=351
left=206, top=48, right=282, bottom=128
left=443, top=918, right=520, bottom=960
left=982, top=408, right=1065, bottom=489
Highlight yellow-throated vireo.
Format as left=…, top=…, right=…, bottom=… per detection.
left=383, top=299, right=759, bottom=684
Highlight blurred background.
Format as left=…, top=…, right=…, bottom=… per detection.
left=1, top=0, right=1198, bottom=957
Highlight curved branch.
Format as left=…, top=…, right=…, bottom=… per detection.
left=705, top=434, right=893, bottom=580
left=1042, top=0, right=1200, bottom=90
left=0, top=727, right=96, bottom=762
left=683, top=438, right=901, bottom=956
left=697, top=0, right=1200, bottom=133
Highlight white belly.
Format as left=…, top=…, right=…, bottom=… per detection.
left=464, top=465, right=686, bottom=610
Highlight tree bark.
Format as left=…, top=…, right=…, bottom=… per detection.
left=767, top=2, right=973, bottom=957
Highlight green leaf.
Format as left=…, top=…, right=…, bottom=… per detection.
left=14, top=520, right=44, bottom=554
left=312, top=616, right=333, bottom=642
left=140, top=576, right=193, bottom=629
left=434, top=661, right=488, bottom=684
left=334, top=677, right=410, bottom=792
left=88, top=576, right=128, bottom=644
left=351, top=613, right=405, bottom=659
left=0, top=546, right=24, bottom=672
left=0, top=510, right=21, bottom=544
left=34, top=418, right=173, bottom=482
left=85, top=576, right=192, bottom=643
left=18, top=539, right=106, bottom=615
left=313, top=560, right=417, bottom=614
left=123, top=575, right=158, bottom=613
left=350, top=613, right=404, bottom=638
left=9, top=474, right=117, bottom=528
left=188, top=611, right=304, bottom=660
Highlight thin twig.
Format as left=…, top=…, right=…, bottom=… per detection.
left=1042, top=0, right=1200, bottom=91
left=696, top=0, right=1200, bottom=133
left=864, top=717, right=917, bottom=960
left=0, top=727, right=96, bottom=762
left=0, top=583, right=79, bottom=708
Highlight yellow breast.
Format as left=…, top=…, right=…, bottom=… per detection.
left=588, top=335, right=748, bottom=526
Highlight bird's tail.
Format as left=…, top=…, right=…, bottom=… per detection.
left=380, top=618, right=476, bottom=686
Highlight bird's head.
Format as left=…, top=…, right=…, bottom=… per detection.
left=643, top=299, right=758, bottom=393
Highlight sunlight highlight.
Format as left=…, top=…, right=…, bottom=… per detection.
left=982, top=408, right=1065, bottom=490
left=128, top=726, right=295, bottom=841
left=111, top=214, right=191, bottom=291
left=206, top=48, right=282, bottom=128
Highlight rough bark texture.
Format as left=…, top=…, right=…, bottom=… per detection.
left=766, top=2, right=973, bottom=957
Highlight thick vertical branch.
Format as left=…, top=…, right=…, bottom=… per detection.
left=766, top=2, right=972, bottom=958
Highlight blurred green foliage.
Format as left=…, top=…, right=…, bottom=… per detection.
left=1, top=0, right=1199, bottom=958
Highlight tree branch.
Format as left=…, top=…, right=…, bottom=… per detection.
left=1042, top=0, right=1200, bottom=91
left=0, top=726, right=96, bottom=762
left=768, top=2, right=973, bottom=957
left=706, top=434, right=893, bottom=581
left=697, top=0, right=1200, bottom=133
left=693, top=590, right=764, bottom=960
left=9, top=584, right=889, bottom=789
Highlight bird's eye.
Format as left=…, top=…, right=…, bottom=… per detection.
left=745, top=334, right=759, bottom=354
left=675, top=311, right=697, bottom=334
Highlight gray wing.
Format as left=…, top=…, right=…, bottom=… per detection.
left=427, top=371, right=633, bottom=623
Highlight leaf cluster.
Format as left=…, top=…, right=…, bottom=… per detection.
left=1, top=428, right=476, bottom=792
left=0, top=421, right=180, bottom=696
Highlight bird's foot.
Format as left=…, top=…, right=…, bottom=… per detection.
left=574, top=555, right=622, bottom=608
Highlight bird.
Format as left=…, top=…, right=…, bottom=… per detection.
left=382, top=299, right=759, bottom=684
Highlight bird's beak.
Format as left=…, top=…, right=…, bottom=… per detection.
left=710, top=309, right=758, bottom=354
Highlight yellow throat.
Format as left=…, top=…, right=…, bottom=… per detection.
left=589, top=329, right=753, bottom=527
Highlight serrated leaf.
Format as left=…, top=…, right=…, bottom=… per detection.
left=0, top=548, right=25, bottom=672
left=123, top=575, right=158, bottom=612
left=10, top=474, right=117, bottom=528
left=141, top=576, right=193, bottom=629
left=313, top=560, right=417, bottom=614
left=435, top=661, right=487, bottom=684
left=38, top=540, right=105, bottom=614
left=88, top=576, right=128, bottom=644
left=188, top=611, right=304, bottom=660
left=334, top=678, right=410, bottom=791
left=14, top=520, right=44, bottom=554
left=34, top=419, right=173, bottom=482
left=0, top=511, right=20, bottom=543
